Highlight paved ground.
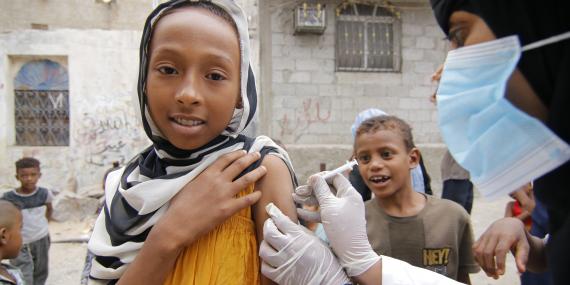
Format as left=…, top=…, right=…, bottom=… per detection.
left=46, top=194, right=519, bottom=285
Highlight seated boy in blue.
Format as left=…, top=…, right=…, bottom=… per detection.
left=354, top=115, right=480, bottom=283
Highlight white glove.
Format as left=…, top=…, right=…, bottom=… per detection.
left=293, top=173, right=380, bottom=277
left=259, top=203, right=350, bottom=285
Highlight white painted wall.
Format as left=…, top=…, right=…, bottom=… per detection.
left=0, top=29, right=150, bottom=194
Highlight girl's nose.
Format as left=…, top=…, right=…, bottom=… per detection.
left=175, top=80, right=202, bottom=106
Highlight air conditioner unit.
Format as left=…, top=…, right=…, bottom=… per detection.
left=294, top=3, right=326, bottom=35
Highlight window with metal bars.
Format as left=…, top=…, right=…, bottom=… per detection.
left=336, top=3, right=401, bottom=72
left=14, top=59, right=70, bottom=146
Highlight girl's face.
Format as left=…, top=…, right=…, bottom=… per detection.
left=354, top=129, right=418, bottom=200
left=146, top=7, right=241, bottom=150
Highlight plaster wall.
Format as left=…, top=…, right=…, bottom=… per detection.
left=268, top=1, right=447, bottom=145
left=0, top=29, right=149, bottom=194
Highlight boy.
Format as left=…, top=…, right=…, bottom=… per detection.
left=2, top=158, right=53, bottom=285
left=0, top=200, right=25, bottom=285
left=354, top=115, right=479, bottom=283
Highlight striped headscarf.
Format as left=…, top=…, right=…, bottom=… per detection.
left=88, top=1, right=295, bottom=283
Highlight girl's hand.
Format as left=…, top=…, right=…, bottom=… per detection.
left=118, top=150, right=266, bottom=285
left=153, top=150, right=267, bottom=250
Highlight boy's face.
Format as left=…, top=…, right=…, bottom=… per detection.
left=15, top=167, right=41, bottom=192
left=146, top=7, right=241, bottom=150
left=1, top=211, right=23, bottom=259
left=354, top=129, right=418, bottom=200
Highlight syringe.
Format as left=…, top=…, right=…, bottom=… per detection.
left=322, top=159, right=358, bottom=182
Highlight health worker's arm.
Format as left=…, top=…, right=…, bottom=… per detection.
left=116, top=151, right=267, bottom=285
left=360, top=256, right=465, bottom=285
left=254, top=155, right=298, bottom=285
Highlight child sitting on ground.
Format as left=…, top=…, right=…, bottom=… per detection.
left=0, top=200, right=25, bottom=285
left=87, top=1, right=297, bottom=284
left=2, top=158, right=53, bottom=285
left=354, top=115, right=480, bottom=283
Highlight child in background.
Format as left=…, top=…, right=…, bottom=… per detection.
left=505, top=183, right=535, bottom=231
left=87, top=1, right=297, bottom=284
left=355, top=115, right=479, bottom=283
left=2, top=158, right=52, bottom=285
left=349, top=108, right=433, bottom=200
left=0, top=200, right=25, bottom=285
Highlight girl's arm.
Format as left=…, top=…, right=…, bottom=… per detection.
left=254, top=155, right=298, bottom=285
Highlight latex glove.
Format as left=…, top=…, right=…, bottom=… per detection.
left=260, top=203, right=350, bottom=285
left=293, top=173, right=380, bottom=277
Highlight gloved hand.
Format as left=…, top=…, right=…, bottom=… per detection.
left=260, top=203, right=350, bottom=285
left=293, top=173, right=380, bottom=277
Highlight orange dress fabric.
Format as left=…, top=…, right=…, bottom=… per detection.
left=163, top=184, right=260, bottom=285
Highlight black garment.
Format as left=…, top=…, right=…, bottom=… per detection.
left=418, top=156, right=433, bottom=196
left=430, top=1, right=570, bottom=284
left=349, top=165, right=372, bottom=202
left=429, top=0, right=478, bottom=36
left=441, top=179, right=473, bottom=214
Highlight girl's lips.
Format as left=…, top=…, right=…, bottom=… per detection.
left=173, top=116, right=204, bottom=126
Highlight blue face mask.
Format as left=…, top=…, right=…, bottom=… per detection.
left=437, top=32, right=570, bottom=198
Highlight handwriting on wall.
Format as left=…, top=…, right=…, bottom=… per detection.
left=278, top=98, right=331, bottom=142
left=74, top=101, right=148, bottom=167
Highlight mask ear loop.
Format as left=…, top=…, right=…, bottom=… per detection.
left=522, top=31, right=570, bottom=52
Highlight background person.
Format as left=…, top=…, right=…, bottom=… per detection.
left=2, top=158, right=53, bottom=285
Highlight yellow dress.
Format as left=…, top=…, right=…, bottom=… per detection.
left=163, top=184, right=260, bottom=285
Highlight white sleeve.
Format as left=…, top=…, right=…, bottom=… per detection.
left=381, top=256, right=465, bottom=285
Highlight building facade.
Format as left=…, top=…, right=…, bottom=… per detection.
left=1, top=0, right=447, bottom=196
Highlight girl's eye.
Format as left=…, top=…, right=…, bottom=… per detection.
left=206, top=73, right=225, bottom=81
left=357, top=154, right=370, bottom=164
left=158, top=66, right=178, bottom=75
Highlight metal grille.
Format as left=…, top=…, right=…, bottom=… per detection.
left=336, top=5, right=400, bottom=72
left=14, top=90, right=70, bottom=146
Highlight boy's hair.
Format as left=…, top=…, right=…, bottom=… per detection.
left=0, top=200, right=21, bottom=229
left=15, top=157, right=40, bottom=170
left=355, top=115, right=415, bottom=151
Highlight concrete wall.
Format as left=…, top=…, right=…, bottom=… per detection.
left=0, top=29, right=150, bottom=194
left=0, top=0, right=153, bottom=31
left=262, top=1, right=450, bottom=192
left=0, top=0, right=257, bottom=32
left=265, top=1, right=447, bottom=145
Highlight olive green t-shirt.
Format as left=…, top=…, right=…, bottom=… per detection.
left=365, top=194, right=480, bottom=280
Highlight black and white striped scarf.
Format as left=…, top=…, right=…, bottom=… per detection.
left=88, top=1, right=295, bottom=283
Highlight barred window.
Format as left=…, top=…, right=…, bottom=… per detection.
left=14, top=59, right=70, bottom=146
left=336, top=3, right=401, bottom=72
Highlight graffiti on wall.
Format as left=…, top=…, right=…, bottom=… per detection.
left=278, top=98, right=331, bottom=142
left=74, top=96, right=149, bottom=167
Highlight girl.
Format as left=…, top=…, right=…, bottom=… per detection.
left=87, top=1, right=298, bottom=284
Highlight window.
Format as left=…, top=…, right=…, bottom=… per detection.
left=336, top=3, right=401, bottom=72
left=14, top=59, right=70, bottom=146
